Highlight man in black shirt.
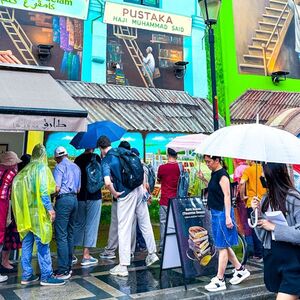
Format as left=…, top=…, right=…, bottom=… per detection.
left=73, top=149, right=102, bottom=266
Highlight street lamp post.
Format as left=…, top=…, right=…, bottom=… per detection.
left=198, top=0, right=221, bottom=131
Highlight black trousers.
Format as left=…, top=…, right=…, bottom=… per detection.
left=264, top=240, right=300, bottom=296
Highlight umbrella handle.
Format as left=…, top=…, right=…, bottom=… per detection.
left=248, top=208, right=258, bottom=228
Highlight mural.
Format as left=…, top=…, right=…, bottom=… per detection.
left=106, top=25, right=184, bottom=90
left=46, top=131, right=183, bottom=159
left=0, top=7, right=83, bottom=80
left=233, top=0, right=300, bottom=78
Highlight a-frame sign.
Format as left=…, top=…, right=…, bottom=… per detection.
left=160, top=197, right=217, bottom=289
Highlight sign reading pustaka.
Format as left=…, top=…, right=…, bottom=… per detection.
left=103, top=2, right=192, bottom=36
left=0, top=0, right=90, bottom=20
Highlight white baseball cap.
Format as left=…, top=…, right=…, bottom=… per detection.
left=54, top=146, right=68, bottom=158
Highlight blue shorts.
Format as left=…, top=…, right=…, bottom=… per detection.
left=211, top=208, right=238, bottom=249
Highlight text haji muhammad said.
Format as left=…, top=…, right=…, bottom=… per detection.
left=104, top=2, right=192, bottom=37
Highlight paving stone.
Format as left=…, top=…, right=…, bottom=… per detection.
left=0, top=249, right=268, bottom=300
left=13, top=281, right=95, bottom=300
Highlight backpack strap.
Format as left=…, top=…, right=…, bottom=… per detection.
left=178, top=162, right=183, bottom=174
left=91, top=153, right=97, bottom=162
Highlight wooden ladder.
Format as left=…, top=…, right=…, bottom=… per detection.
left=113, top=25, right=155, bottom=88
left=0, top=8, right=38, bottom=65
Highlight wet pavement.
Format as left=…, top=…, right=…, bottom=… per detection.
left=0, top=250, right=275, bottom=300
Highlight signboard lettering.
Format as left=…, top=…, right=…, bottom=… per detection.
left=0, top=0, right=90, bottom=19
left=104, top=2, right=192, bottom=36
left=0, top=114, right=87, bottom=132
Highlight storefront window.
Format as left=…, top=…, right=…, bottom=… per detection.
left=124, top=0, right=160, bottom=8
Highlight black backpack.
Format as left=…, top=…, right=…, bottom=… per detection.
left=177, top=163, right=190, bottom=198
left=112, top=148, right=144, bottom=190
left=86, top=154, right=104, bottom=194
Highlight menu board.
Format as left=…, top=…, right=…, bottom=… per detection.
left=161, top=197, right=217, bottom=279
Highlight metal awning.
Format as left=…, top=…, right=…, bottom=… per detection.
left=230, top=89, right=300, bottom=124
left=58, top=80, right=225, bottom=134
left=0, top=65, right=88, bottom=132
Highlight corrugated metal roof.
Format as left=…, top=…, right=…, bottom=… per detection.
left=230, top=90, right=300, bottom=124
left=57, top=80, right=224, bottom=133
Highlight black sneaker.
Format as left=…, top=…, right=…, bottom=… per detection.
left=54, top=271, right=71, bottom=280
left=21, top=275, right=39, bottom=285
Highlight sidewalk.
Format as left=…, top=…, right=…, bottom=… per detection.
left=0, top=250, right=275, bottom=300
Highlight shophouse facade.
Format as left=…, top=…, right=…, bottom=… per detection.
left=83, top=0, right=208, bottom=99
left=0, top=0, right=215, bottom=159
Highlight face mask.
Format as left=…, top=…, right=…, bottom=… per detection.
left=260, top=176, right=267, bottom=188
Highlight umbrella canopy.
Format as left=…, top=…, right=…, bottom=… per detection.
left=166, top=134, right=208, bottom=152
left=195, top=123, right=300, bottom=164
left=70, top=120, right=126, bottom=150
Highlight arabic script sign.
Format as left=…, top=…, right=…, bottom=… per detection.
left=103, top=2, right=192, bottom=36
left=0, top=114, right=87, bottom=132
left=0, top=0, right=90, bottom=20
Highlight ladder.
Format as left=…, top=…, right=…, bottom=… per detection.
left=113, top=25, right=155, bottom=88
left=239, top=0, right=292, bottom=75
left=0, top=8, right=38, bottom=65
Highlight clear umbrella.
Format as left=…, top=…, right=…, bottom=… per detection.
left=195, top=123, right=300, bottom=227
left=195, top=123, right=300, bottom=164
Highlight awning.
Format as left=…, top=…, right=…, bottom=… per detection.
left=58, top=80, right=225, bottom=134
left=0, top=65, right=88, bottom=132
left=230, top=89, right=300, bottom=124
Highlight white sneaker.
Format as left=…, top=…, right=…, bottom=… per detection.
left=229, top=268, right=250, bottom=285
left=204, top=276, right=226, bottom=292
left=145, top=253, right=159, bottom=267
left=72, top=255, right=78, bottom=265
left=109, top=264, right=128, bottom=277
left=0, top=274, right=8, bottom=283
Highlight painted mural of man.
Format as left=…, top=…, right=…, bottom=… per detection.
left=141, top=46, right=155, bottom=79
left=288, top=0, right=300, bottom=62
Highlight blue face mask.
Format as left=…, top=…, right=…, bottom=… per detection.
left=260, top=176, right=267, bottom=188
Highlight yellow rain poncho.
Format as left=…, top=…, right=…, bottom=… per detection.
left=189, top=156, right=211, bottom=196
left=12, top=144, right=56, bottom=244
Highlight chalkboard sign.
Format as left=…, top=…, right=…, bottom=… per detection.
left=160, top=197, right=218, bottom=283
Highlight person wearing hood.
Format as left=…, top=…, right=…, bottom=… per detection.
left=0, top=151, right=21, bottom=282
left=12, top=144, right=65, bottom=286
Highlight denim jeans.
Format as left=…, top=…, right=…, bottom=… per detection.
left=21, top=232, right=52, bottom=281
left=74, top=200, right=102, bottom=248
left=55, top=194, right=78, bottom=273
left=211, top=208, right=238, bottom=248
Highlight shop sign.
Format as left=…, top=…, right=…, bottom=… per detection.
left=103, top=2, right=192, bottom=36
left=0, top=0, right=90, bottom=20
left=161, top=197, right=217, bottom=279
left=0, top=114, right=87, bottom=132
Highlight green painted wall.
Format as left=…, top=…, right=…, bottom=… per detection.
left=215, top=0, right=300, bottom=125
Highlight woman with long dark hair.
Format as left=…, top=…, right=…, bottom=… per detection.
left=200, top=155, right=250, bottom=292
left=252, top=163, right=300, bottom=300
